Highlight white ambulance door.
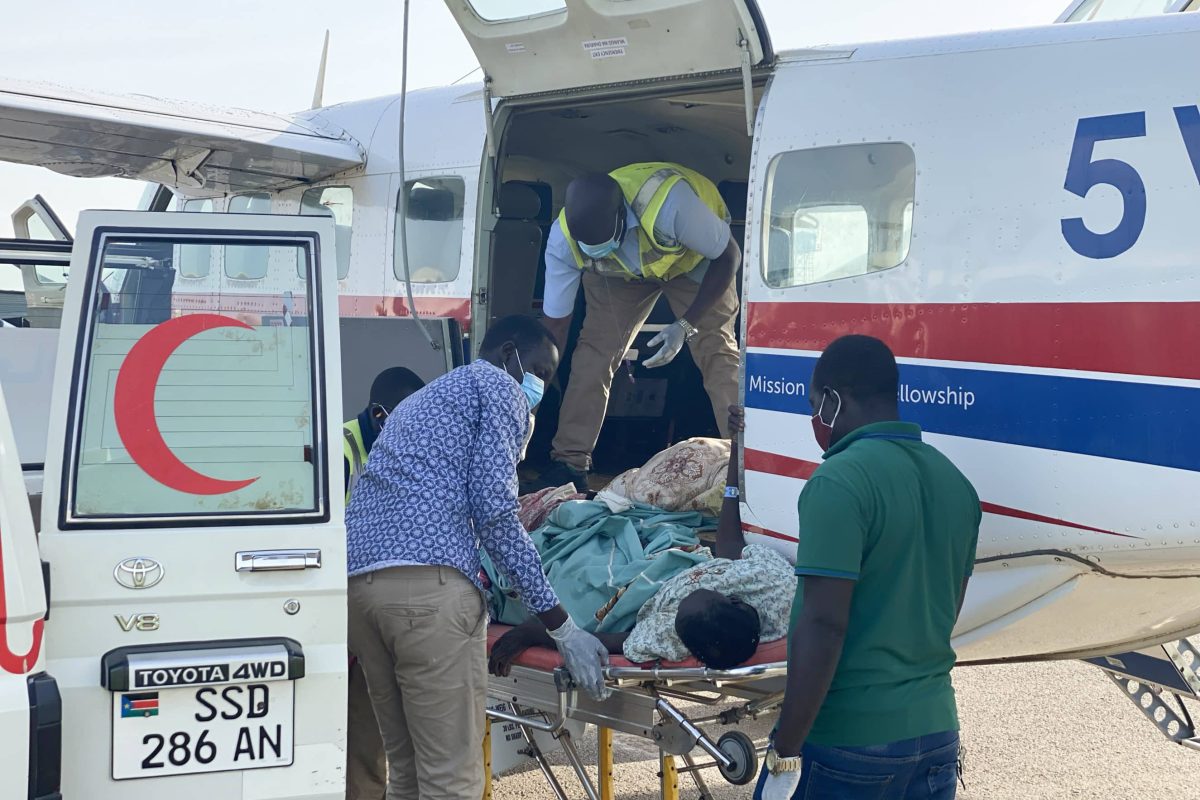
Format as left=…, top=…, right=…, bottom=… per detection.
left=440, top=0, right=773, bottom=98
left=0, top=380, right=56, bottom=800
left=39, top=210, right=346, bottom=799
left=12, top=195, right=72, bottom=316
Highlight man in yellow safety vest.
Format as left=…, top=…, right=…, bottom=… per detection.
left=533, top=162, right=742, bottom=491
left=343, top=366, right=424, bottom=800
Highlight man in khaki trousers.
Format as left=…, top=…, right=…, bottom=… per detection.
left=345, top=316, right=610, bottom=799
left=535, top=164, right=742, bottom=492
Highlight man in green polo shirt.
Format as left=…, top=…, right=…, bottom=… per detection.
left=757, top=335, right=980, bottom=800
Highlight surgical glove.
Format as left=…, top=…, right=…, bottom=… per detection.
left=644, top=320, right=688, bottom=368
left=760, top=770, right=802, bottom=800
left=547, top=617, right=611, bottom=700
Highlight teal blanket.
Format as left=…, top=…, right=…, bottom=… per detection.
left=482, top=500, right=712, bottom=633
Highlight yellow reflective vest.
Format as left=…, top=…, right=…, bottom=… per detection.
left=342, top=418, right=367, bottom=504
left=557, top=162, right=729, bottom=282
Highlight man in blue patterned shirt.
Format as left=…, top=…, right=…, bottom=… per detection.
left=346, top=315, right=609, bottom=800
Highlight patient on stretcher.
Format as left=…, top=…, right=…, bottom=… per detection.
left=489, top=541, right=794, bottom=675
left=491, top=413, right=795, bottom=674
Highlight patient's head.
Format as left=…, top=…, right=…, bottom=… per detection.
left=674, top=589, right=761, bottom=669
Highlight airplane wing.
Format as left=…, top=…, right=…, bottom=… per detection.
left=0, top=78, right=365, bottom=196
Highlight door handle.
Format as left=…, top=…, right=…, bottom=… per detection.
left=235, top=549, right=322, bottom=572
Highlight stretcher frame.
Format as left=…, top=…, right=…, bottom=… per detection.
left=484, top=647, right=788, bottom=800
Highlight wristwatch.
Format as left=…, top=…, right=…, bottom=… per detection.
left=765, top=747, right=802, bottom=775
left=676, top=317, right=698, bottom=341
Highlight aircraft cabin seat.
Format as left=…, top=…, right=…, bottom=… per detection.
left=489, top=182, right=543, bottom=325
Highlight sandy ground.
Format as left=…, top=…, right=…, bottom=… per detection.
left=491, top=659, right=1199, bottom=798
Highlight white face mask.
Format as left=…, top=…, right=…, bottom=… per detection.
left=518, top=413, right=535, bottom=463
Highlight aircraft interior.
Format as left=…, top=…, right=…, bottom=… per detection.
left=485, top=85, right=762, bottom=481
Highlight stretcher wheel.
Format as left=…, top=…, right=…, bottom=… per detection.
left=716, top=731, right=758, bottom=785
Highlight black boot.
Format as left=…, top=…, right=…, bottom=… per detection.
left=521, top=460, right=588, bottom=494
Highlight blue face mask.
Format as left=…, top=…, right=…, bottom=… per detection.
left=577, top=209, right=625, bottom=260
left=512, top=350, right=545, bottom=410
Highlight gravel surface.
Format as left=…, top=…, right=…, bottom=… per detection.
left=491, top=659, right=1198, bottom=798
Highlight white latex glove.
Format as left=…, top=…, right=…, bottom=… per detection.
left=643, top=320, right=688, bottom=368
left=760, top=770, right=801, bottom=800
left=547, top=617, right=612, bottom=700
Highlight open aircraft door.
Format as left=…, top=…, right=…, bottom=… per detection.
left=39, top=210, right=346, bottom=799
left=440, top=0, right=773, bottom=100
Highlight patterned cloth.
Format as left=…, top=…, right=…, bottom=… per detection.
left=606, top=438, right=730, bottom=514
left=518, top=484, right=586, bottom=532
left=622, top=544, right=796, bottom=663
left=346, top=360, right=559, bottom=614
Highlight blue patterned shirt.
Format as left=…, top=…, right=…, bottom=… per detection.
left=346, top=359, right=559, bottom=614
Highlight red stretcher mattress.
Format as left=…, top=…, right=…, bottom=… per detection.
left=487, top=624, right=788, bottom=672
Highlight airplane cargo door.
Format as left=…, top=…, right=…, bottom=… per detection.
left=38, top=211, right=346, bottom=799
left=439, top=0, right=773, bottom=99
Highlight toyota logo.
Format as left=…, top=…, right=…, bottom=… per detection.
left=113, top=558, right=164, bottom=590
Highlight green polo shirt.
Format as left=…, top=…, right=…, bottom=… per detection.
left=790, top=421, right=980, bottom=746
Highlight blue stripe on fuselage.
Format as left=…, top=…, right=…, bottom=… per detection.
left=744, top=352, right=1200, bottom=473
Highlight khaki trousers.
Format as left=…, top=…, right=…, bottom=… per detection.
left=551, top=270, right=740, bottom=470
left=348, top=565, right=488, bottom=800
left=346, top=656, right=387, bottom=799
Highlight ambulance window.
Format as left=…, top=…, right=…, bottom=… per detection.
left=396, top=178, right=465, bottom=284
left=1064, top=0, right=1175, bottom=21
left=179, top=199, right=213, bottom=278
left=466, top=0, right=565, bottom=22
left=226, top=193, right=272, bottom=280
left=300, top=186, right=352, bottom=279
left=67, top=234, right=324, bottom=523
left=763, top=143, right=915, bottom=288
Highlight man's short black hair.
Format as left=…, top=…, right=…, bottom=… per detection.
left=479, top=314, right=555, bottom=357
left=675, top=594, right=761, bottom=670
left=812, top=334, right=899, bottom=405
left=564, top=172, right=624, bottom=246
left=369, top=367, right=425, bottom=410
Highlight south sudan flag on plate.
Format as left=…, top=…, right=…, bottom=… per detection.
left=120, top=692, right=159, bottom=718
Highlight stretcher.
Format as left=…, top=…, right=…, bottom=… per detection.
left=484, top=624, right=788, bottom=800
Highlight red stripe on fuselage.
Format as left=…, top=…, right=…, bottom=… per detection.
left=742, top=447, right=1135, bottom=539
left=170, top=293, right=472, bottom=327
left=746, top=301, right=1200, bottom=381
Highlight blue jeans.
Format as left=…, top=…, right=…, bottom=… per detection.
left=753, top=730, right=960, bottom=800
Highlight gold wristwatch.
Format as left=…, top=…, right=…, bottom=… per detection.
left=765, top=747, right=802, bottom=775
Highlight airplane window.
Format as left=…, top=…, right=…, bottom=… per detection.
left=1064, top=0, right=1174, bottom=21
left=763, top=143, right=915, bottom=289
left=300, top=186, right=353, bottom=279
left=178, top=198, right=214, bottom=279
left=225, top=193, right=272, bottom=280
left=396, top=177, right=465, bottom=284
left=467, top=0, right=565, bottom=22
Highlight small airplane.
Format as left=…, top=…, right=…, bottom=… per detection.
left=2, top=1, right=1200, bottom=796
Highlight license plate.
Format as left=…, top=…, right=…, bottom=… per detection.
left=112, top=680, right=294, bottom=780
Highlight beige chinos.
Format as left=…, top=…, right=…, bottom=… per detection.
left=347, top=565, right=488, bottom=800
left=550, top=269, right=740, bottom=471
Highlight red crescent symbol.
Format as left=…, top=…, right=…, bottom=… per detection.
left=0, top=525, right=43, bottom=675
left=114, top=314, right=260, bottom=495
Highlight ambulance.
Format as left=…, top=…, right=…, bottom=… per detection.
left=3, top=2, right=1200, bottom=796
